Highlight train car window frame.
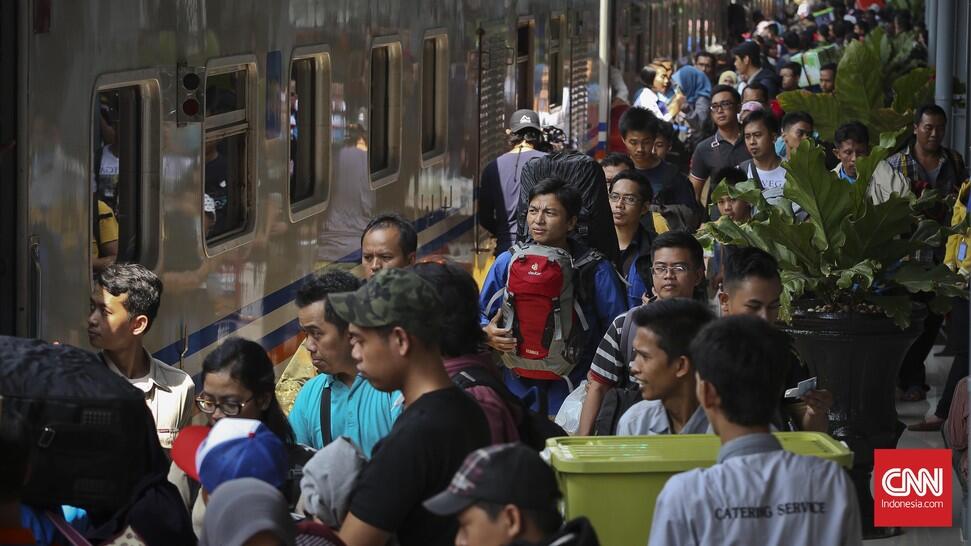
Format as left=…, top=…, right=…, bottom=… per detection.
left=548, top=14, right=566, bottom=109
left=368, top=37, right=403, bottom=189
left=203, top=56, right=258, bottom=255
left=91, top=70, right=162, bottom=272
left=516, top=17, right=535, bottom=110
left=420, top=30, right=449, bottom=166
left=288, top=45, right=333, bottom=222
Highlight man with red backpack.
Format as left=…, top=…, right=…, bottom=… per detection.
left=480, top=178, right=627, bottom=417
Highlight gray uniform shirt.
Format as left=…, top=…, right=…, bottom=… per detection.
left=616, top=400, right=711, bottom=435
left=648, top=433, right=862, bottom=546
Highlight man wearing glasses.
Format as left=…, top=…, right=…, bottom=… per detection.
left=687, top=85, right=751, bottom=206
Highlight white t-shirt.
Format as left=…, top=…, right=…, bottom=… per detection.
left=744, top=163, right=787, bottom=205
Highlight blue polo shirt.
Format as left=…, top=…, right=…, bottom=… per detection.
left=288, top=373, right=402, bottom=458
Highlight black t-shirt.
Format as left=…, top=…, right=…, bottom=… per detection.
left=348, top=387, right=490, bottom=546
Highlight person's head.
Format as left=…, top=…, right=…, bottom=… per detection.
left=424, top=443, right=563, bottom=546
left=718, top=247, right=782, bottom=322
left=741, top=83, right=769, bottom=108
left=732, top=41, right=762, bottom=76
left=694, top=51, right=716, bottom=80
left=619, top=107, right=659, bottom=168
left=709, top=85, right=741, bottom=130
left=330, top=268, right=444, bottom=392
left=507, top=109, right=543, bottom=149
left=410, top=260, right=486, bottom=358
left=853, top=20, right=869, bottom=38
left=717, top=71, right=738, bottom=87
left=692, top=316, right=789, bottom=432
left=833, top=121, right=871, bottom=178
left=525, top=178, right=581, bottom=248
left=742, top=110, right=780, bottom=162
left=609, top=170, right=653, bottom=230
left=199, top=337, right=294, bottom=444
left=295, top=270, right=362, bottom=376
left=0, top=416, right=28, bottom=505
left=629, top=299, right=715, bottom=402
left=201, top=478, right=295, bottom=546
left=781, top=111, right=815, bottom=155
left=651, top=231, right=705, bottom=300
left=653, top=121, right=674, bottom=162
left=783, top=30, right=802, bottom=52
left=88, top=264, right=163, bottom=351
left=819, top=63, right=837, bottom=94
left=780, top=62, right=802, bottom=92
left=600, top=152, right=635, bottom=186
left=913, top=103, right=948, bottom=154
left=641, top=63, right=670, bottom=94
left=894, top=11, right=912, bottom=35
left=712, top=166, right=752, bottom=222
left=361, top=213, right=418, bottom=279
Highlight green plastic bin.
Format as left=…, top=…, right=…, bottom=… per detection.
left=547, top=432, right=853, bottom=546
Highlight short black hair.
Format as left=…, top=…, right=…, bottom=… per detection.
left=600, top=152, right=635, bottom=171
left=780, top=61, right=803, bottom=78
left=96, top=264, right=163, bottom=332
left=915, top=103, right=947, bottom=125
left=691, top=316, right=789, bottom=426
left=781, top=111, right=814, bottom=131
left=655, top=120, right=675, bottom=142
left=528, top=177, right=581, bottom=220
left=742, top=109, right=780, bottom=134
left=695, top=51, right=715, bottom=63
left=410, top=260, right=486, bottom=358
left=295, top=270, right=362, bottom=332
left=619, top=107, right=659, bottom=138
left=833, top=121, right=870, bottom=147
left=710, top=84, right=741, bottom=105
left=640, top=65, right=660, bottom=89
left=723, top=247, right=780, bottom=291
left=820, top=62, right=837, bottom=75
left=0, top=415, right=28, bottom=502
left=711, top=166, right=748, bottom=188
left=732, top=41, right=763, bottom=68
left=362, top=213, right=418, bottom=256
left=610, top=170, right=654, bottom=203
left=479, top=501, right=563, bottom=536
left=651, top=230, right=704, bottom=270
left=782, top=30, right=802, bottom=50
left=631, top=298, right=715, bottom=360
left=742, top=82, right=769, bottom=102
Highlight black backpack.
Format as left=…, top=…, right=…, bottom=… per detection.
left=592, top=309, right=644, bottom=436
left=517, top=151, right=620, bottom=264
left=451, top=366, right=567, bottom=450
left=0, top=337, right=162, bottom=516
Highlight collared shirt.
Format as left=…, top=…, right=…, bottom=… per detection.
left=616, top=400, right=711, bottom=435
left=288, top=373, right=402, bottom=458
left=102, top=350, right=194, bottom=449
left=648, top=433, right=863, bottom=546
left=887, top=146, right=967, bottom=197
left=690, top=131, right=751, bottom=186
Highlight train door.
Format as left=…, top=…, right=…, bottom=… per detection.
left=0, top=0, right=17, bottom=336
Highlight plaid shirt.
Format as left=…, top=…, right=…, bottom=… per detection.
left=886, top=146, right=967, bottom=197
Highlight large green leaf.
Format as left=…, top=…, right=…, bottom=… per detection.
left=777, top=91, right=842, bottom=142
left=835, top=260, right=879, bottom=290
left=782, top=141, right=858, bottom=253
left=748, top=216, right=822, bottom=274
left=891, top=262, right=967, bottom=295
left=892, top=67, right=935, bottom=113
left=837, top=36, right=885, bottom=123
left=841, top=196, right=914, bottom=266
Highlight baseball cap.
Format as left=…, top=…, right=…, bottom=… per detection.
left=509, top=109, right=541, bottom=133
left=328, top=268, right=443, bottom=333
left=423, top=443, right=561, bottom=516
left=171, top=418, right=289, bottom=493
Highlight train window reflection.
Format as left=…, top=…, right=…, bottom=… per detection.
left=421, top=34, right=448, bottom=159
left=93, top=87, right=141, bottom=273
left=289, top=51, right=332, bottom=215
left=206, top=71, right=246, bottom=115
left=369, top=42, right=402, bottom=182
left=516, top=21, right=534, bottom=110
left=549, top=16, right=564, bottom=108
left=205, top=67, right=250, bottom=243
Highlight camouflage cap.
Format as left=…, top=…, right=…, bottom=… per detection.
left=328, top=268, right=444, bottom=332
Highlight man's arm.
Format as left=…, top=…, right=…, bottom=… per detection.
left=688, top=174, right=706, bottom=204
left=339, top=512, right=393, bottom=546
left=647, top=480, right=693, bottom=546
left=578, top=378, right=611, bottom=436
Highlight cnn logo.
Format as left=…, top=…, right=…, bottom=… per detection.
left=874, top=449, right=952, bottom=527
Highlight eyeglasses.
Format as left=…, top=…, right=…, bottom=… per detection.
left=608, top=192, right=641, bottom=206
left=195, top=396, right=255, bottom=416
left=710, top=101, right=738, bottom=112
left=651, top=264, right=693, bottom=276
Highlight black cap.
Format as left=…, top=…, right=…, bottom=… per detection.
left=509, top=109, right=542, bottom=133
left=423, top=443, right=561, bottom=516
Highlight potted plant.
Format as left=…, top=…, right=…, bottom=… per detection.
left=700, top=140, right=966, bottom=536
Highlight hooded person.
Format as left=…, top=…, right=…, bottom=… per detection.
left=200, top=478, right=296, bottom=546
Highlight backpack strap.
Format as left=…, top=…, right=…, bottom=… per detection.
left=453, top=368, right=525, bottom=418
left=47, top=510, right=93, bottom=546
left=739, top=159, right=764, bottom=190
left=618, top=308, right=638, bottom=386
left=320, top=383, right=332, bottom=446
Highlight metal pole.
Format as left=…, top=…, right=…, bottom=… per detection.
left=927, top=0, right=938, bottom=68
left=597, top=0, right=610, bottom=151
left=935, top=0, right=955, bottom=150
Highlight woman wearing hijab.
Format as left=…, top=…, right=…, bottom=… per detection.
left=671, top=65, right=712, bottom=136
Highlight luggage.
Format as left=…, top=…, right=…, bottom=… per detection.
left=517, top=151, right=619, bottom=263
left=0, top=337, right=162, bottom=515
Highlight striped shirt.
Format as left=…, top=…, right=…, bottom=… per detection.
left=588, top=309, right=639, bottom=386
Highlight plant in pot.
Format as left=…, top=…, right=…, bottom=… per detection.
left=699, top=140, right=966, bottom=536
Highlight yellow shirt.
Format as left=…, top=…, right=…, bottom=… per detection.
left=91, top=200, right=119, bottom=257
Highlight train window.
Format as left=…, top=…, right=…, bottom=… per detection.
left=289, top=50, right=333, bottom=216
left=548, top=16, right=565, bottom=108
left=93, top=87, right=141, bottom=272
left=421, top=33, right=448, bottom=160
left=205, top=67, right=251, bottom=243
left=369, top=41, right=402, bottom=184
left=516, top=21, right=534, bottom=110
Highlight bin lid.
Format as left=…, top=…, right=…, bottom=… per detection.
left=548, top=432, right=852, bottom=473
